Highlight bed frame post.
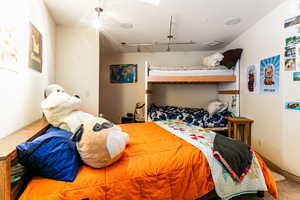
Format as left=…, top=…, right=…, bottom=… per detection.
left=217, top=61, right=240, bottom=117
left=0, top=159, right=11, bottom=200
left=145, top=61, right=149, bottom=122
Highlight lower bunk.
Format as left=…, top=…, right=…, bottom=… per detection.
left=148, top=103, right=233, bottom=129
left=19, top=122, right=278, bottom=200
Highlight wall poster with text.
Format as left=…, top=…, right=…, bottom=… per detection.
left=259, top=55, right=280, bottom=94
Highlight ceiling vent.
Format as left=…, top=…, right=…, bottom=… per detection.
left=120, top=23, right=134, bottom=29
left=225, top=18, right=241, bottom=26
left=206, top=41, right=225, bottom=47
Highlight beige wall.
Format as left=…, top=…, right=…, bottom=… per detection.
left=0, top=0, right=56, bottom=139
left=100, top=51, right=219, bottom=123
left=224, top=0, right=300, bottom=176
left=55, top=26, right=100, bottom=116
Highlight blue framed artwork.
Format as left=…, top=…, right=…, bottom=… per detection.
left=259, top=55, right=280, bottom=94
left=110, top=64, right=137, bottom=83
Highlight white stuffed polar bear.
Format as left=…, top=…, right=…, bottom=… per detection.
left=41, top=84, right=120, bottom=134
left=41, top=84, right=129, bottom=168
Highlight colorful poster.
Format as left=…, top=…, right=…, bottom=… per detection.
left=284, top=36, right=300, bottom=71
left=293, top=71, right=300, bottom=81
left=297, top=41, right=300, bottom=69
left=259, top=55, right=280, bottom=94
left=0, top=25, right=19, bottom=71
left=284, top=15, right=300, bottom=29
left=285, top=57, right=296, bottom=71
left=285, top=102, right=300, bottom=110
left=245, top=65, right=258, bottom=93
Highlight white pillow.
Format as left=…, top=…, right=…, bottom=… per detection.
left=207, top=100, right=228, bottom=116
left=202, top=53, right=224, bottom=67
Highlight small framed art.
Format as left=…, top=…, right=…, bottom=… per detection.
left=110, top=64, right=137, bottom=83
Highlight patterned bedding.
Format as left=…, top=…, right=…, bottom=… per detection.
left=149, top=104, right=233, bottom=128
left=155, top=120, right=268, bottom=200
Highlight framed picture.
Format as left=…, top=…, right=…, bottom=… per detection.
left=29, top=23, right=42, bottom=72
left=0, top=25, right=19, bottom=72
left=110, top=64, right=137, bottom=83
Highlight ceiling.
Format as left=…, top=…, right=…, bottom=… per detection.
left=44, top=0, right=287, bottom=53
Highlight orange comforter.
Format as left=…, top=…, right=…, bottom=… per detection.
left=20, top=122, right=278, bottom=200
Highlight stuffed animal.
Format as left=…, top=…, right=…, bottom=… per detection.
left=71, top=117, right=129, bottom=168
left=42, top=84, right=129, bottom=168
left=41, top=84, right=120, bottom=134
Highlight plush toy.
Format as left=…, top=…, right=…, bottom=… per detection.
left=41, top=84, right=120, bottom=134
left=41, top=84, right=129, bottom=168
left=41, top=84, right=93, bottom=133
left=71, top=117, right=129, bottom=168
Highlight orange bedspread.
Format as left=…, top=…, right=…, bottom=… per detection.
left=19, top=122, right=278, bottom=200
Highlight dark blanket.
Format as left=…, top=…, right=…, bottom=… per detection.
left=213, top=134, right=254, bottom=182
left=149, top=104, right=233, bottom=128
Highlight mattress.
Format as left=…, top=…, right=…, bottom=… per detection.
left=19, top=122, right=278, bottom=200
left=149, top=65, right=228, bottom=71
left=149, top=69, right=234, bottom=76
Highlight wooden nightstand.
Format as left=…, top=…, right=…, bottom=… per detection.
left=121, top=116, right=144, bottom=124
left=226, top=117, right=254, bottom=145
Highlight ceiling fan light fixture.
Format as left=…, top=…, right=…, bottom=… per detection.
left=93, top=7, right=104, bottom=30
left=93, top=18, right=103, bottom=30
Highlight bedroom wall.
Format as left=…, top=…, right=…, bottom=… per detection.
left=0, top=0, right=56, bottom=139
left=100, top=51, right=219, bottom=123
left=224, top=0, right=300, bottom=176
left=55, top=26, right=100, bottom=116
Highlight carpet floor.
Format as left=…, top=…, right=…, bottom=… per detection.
left=232, top=179, right=300, bottom=200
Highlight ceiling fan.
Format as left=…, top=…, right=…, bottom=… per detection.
left=121, top=16, right=196, bottom=52
left=80, top=0, right=160, bottom=30
left=80, top=0, right=196, bottom=52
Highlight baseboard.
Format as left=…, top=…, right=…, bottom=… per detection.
left=258, top=153, right=300, bottom=183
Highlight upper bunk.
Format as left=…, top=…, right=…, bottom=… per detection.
left=145, top=61, right=236, bottom=83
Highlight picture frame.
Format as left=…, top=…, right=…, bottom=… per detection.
left=110, top=64, right=137, bottom=83
left=28, top=23, right=43, bottom=72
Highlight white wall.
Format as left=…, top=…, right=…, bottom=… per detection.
left=0, top=0, right=56, bottom=139
left=224, top=0, right=300, bottom=176
left=100, top=51, right=219, bottom=123
left=55, top=26, right=100, bottom=116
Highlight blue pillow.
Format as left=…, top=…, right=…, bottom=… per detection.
left=16, top=127, right=80, bottom=182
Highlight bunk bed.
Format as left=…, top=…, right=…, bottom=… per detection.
left=144, top=61, right=240, bottom=132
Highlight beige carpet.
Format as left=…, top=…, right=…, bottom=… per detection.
left=232, top=175, right=300, bottom=200
left=270, top=170, right=285, bottom=182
